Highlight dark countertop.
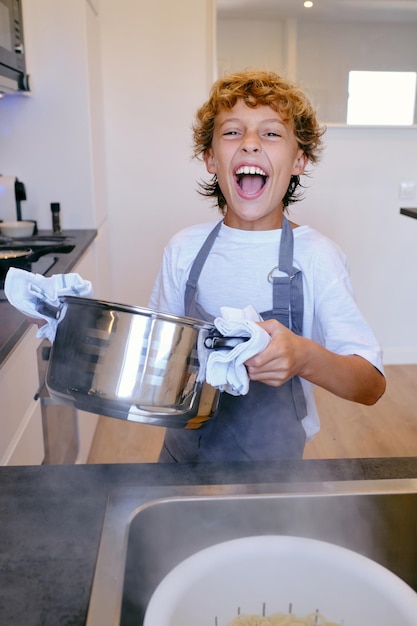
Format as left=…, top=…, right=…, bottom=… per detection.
left=1, top=458, right=417, bottom=626
left=0, top=229, right=97, bottom=365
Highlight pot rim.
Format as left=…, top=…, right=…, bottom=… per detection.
left=61, top=295, right=214, bottom=330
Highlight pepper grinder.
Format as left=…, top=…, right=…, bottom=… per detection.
left=51, top=202, right=61, bottom=233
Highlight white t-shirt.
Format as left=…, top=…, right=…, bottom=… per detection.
left=148, top=220, right=384, bottom=440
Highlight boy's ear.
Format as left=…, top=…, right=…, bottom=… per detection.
left=204, top=149, right=216, bottom=174
left=293, top=151, right=308, bottom=175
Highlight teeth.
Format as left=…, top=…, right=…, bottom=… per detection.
left=235, top=165, right=267, bottom=176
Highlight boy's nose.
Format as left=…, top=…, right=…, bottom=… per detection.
left=243, top=144, right=259, bottom=153
left=241, top=132, right=261, bottom=153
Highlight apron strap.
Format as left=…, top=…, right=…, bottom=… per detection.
left=291, top=376, right=307, bottom=420
left=184, top=220, right=222, bottom=316
left=272, top=216, right=306, bottom=419
left=270, top=216, right=304, bottom=337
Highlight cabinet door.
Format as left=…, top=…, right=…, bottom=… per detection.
left=0, top=326, right=44, bottom=465
left=6, top=402, right=44, bottom=466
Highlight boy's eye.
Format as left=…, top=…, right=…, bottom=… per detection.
left=223, top=130, right=240, bottom=136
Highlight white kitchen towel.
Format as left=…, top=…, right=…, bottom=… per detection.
left=4, top=267, right=93, bottom=343
left=205, top=305, right=271, bottom=396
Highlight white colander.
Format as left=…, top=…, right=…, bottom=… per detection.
left=144, top=535, right=417, bottom=626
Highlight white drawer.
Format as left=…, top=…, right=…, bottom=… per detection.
left=3, top=401, right=45, bottom=466
left=0, top=326, right=42, bottom=462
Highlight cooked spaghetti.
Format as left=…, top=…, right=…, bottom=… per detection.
left=228, top=611, right=339, bottom=625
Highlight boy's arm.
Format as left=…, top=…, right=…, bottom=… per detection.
left=245, top=319, right=386, bottom=405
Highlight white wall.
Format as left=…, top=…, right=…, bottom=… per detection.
left=297, top=21, right=417, bottom=123
left=0, top=0, right=103, bottom=230
left=218, top=19, right=284, bottom=77
left=99, top=0, right=217, bottom=307
left=0, top=0, right=113, bottom=306
left=290, top=126, right=417, bottom=364
left=217, top=16, right=417, bottom=124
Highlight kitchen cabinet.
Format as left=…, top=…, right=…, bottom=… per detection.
left=0, top=230, right=98, bottom=466
left=0, top=325, right=44, bottom=465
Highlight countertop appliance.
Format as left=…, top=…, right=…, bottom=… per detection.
left=0, top=175, right=27, bottom=221
left=0, top=0, right=30, bottom=94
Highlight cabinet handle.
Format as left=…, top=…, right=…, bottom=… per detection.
left=34, top=380, right=45, bottom=401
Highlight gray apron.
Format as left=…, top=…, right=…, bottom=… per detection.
left=159, top=216, right=307, bottom=462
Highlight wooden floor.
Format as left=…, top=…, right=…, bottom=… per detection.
left=87, top=365, right=417, bottom=463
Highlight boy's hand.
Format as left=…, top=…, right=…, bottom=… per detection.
left=245, top=319, right=386, bottom=405
left=245, top=319, right=303, bottom=386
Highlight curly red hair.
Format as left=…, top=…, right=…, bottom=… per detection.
left=193, top=70, right=326, bottom=213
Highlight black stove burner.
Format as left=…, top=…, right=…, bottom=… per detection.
left=0, top=255, right=59, bottom=299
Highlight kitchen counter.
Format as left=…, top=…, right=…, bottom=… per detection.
left=1, top=458, right=417, bottom=626
left=0, top=229, right=97, bottom=365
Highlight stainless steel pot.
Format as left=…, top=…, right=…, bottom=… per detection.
left=45, top=296, right=228, bottom=429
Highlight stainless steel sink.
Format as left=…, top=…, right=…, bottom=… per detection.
left=86, top=478, right=417, bottom=626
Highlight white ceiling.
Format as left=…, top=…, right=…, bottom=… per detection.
left=217, top=0, right=417, bottom=22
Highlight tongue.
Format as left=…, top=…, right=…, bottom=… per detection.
left=239, top=174, right=264, bottom=195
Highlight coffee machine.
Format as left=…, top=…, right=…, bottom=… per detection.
left=0, top=175, right=27, bottom=221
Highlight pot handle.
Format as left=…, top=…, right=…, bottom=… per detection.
left=36, top=300, right=63, bottom=319
left=28, top=244, right=75, bottom=262
left=204, top=331, right=248, bottom=350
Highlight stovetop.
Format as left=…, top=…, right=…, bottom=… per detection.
left=0, top=236, right=73, bottom=297
left=24, top=254, right=59, bottom=276
left=0, top=255, right=59, bottom=301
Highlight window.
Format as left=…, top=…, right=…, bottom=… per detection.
left=347, top=71, right=417, bottom=125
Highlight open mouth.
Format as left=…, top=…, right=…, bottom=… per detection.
left=235, top=165, right=268, bottom=196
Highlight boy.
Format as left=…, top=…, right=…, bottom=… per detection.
left=149, top=70, right=385, bottom=462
